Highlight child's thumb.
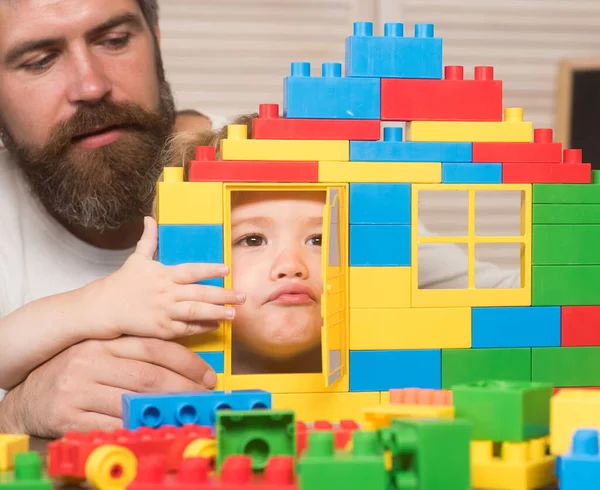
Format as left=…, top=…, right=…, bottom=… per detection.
left=134, top=216, right=158, bottom=259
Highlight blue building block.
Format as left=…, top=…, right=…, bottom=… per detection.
left=122, top=390, right=272, bottom=430
left=197, top=352, right=224, bottom=373
left=349, top=350, right=441, bottom=391
left=442, top=162, right=502, bottom=183
left=158, top=224, right=224, bottom=286
left=350, top=127, right=472, bottom=163
left=283, top=62, right=380, bottom=119
left=349, top=224, right=410, bottom=266
left=472, top=306, right=561, bottom=348
left=349, top=183, right=411, bottom=225
left=560, top=429, right=600, bottom=490
left=345, top=22, right=442, bottom=79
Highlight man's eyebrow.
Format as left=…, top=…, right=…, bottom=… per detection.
left=4, top=12, right=144, bottom=66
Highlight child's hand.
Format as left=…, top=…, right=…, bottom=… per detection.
left=90, top=216, right=244, bottom=341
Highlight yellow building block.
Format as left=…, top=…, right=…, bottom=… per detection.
left=380, top=391, right=390, bottom=404
left=550, top=389, right=600, bottom=455
left=350, top=307, right=471, bottom=350
left=273, top=392, right=381, bottom=422
left=349, top=267, right=410, bottom=308
left=406, top=108, right=533, bottom=143
left=175, top=330, right=224, bottom=352
left=157, top=168, right=223, bottom=224
left=0, top=435, right=29, bottom=472
left=319, top=161, right=441, bottom=183
left=471, top=438, right=556, bottom=490
left=220, top=124, right=348, bottom=161
left=363, top=404, right=454, bottom=430
left=223, top=372, right=349, bottom=394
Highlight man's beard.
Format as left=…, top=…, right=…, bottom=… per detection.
left=0, top=80, right=176, bottom=232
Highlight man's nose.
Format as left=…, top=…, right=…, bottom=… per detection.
left=65, top=48, right=111, bottom=105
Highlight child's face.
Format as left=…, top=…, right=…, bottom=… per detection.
left=230, top=191, right=325, bottom=359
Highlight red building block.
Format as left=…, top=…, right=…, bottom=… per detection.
left=562, top=306, right=600, bottom=347
left=473, top=128, right=563, bottom=163
left=502, top=149, right=591, bottom=184
left=389, top=388, right=452, bottom=405
left=188, top=146, right=318, bottom=183
left=296, top=420, right=358, bottom=456
left=252, top=104, right=380, bottom=140
left=553, top=387, right=600, bottom=395
left=380, top=65, right=502, bottom=121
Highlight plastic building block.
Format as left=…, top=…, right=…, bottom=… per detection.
left=473, top=128, right=563, bottom=163
left=441, top=348, right=531, bottom=389
left=533, top=204, right=600, bottom=224
left=532, top=265, right=600, bottom=305
left=471, top=306, right=561, bottom=348
left=157, top=167, right=223, bottom=224
left=190, top=160, right=319, bottom=183
left=283, top=62, right=380, bottom=119
left=442, top=162, right=502, bottom=183
left=197, top=352, right=224, bottom=373
left=157, top=224, right=223, bottom=287
left=349, top=127, right=472, bottom=162
left=452, top=380, right=552, bottom=442
left=128, top=454, right=297, bottom=490
left=349, top=349, right=441, bottom=391
left=296, top=420, right=359, bottom=455
left=272, top=393, right=380, bottom=424
left=344, top=22, right=442, bottom=79
left=503, top=149, right=592, bottom=184
left=389, top=388, right=452, bottom=405
left=349, top=307, right=471, bottom=349
left=406, top=107, right=533, bottom=142
left=216, top=410, right=295, bottom=472
left=363, top=404, right=454, bottom=430
left=349, top=182, right=411, bottom=225
left=559, top=429, right=600, bottom=490
left=0, top=436, right=29, bottom=472
left=381, top=65, right=502, bottom=121
left=122, top=390, right=272, bottom=430
left=220, top=124, right=348, bottom=162
left=533, top=224, right=600, bottom=265
left=349, top=224, right=410, bottom=266
left=0, top=453, right=51, bottom=490
left=252, top=103, right=380, bottom=140
left=550, top=389, right=600, bottom=455
left=562, top=306, right=600, bottom=346
left=176, top=331, right=224, bottom=353
left=297, top=431, right=387, bottom=490
left=349, top=267, right=411, bottom=308
left=471, top=437, right=556, bottom=490
left=531, top=346, right=600, bottom=386
left=318, top=161, right=441, bottom=183
left=378, top=418, right=472, bottom=490
left=532, top=171, right=600, bottom=203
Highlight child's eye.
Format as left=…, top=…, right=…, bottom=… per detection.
left=307, top=234, right=322, bottom=246
left=235, top=234, right=266, bottom=247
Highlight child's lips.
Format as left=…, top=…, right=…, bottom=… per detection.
left=267, top=283, right=316, bottom=304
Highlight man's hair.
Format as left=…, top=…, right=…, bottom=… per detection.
left=137, top=0, right=159, bottom=29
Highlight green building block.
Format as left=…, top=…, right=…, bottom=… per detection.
left=378, top=418, right=471, bottom=490
left=532, top=347, right=600, bottom=386
left=452, top=380, right=552, bottom=442
left=533, top=204, right=600, bottom=224
left=216, top=409, right=295, bottom=472
left=532, top=265, right=600, bottom=305
left=0, top=453, right=51, bottom=490
left=533, top=225, right=600, bottom=265
left=533, top=173, right=600, bottom=203
left=441, top=348, right=531, bottom=389
left=297, top=430, right=387, bottom=490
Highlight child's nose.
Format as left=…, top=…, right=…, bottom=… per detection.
left=271, top=251, right=309, bottom=280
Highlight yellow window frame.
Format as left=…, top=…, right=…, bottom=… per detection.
left=411, top=184, right=532, bottom=308
left=221, top=183, right=349, bottom=393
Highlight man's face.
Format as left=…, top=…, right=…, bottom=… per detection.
left=0, top=0, right=176, bottom=230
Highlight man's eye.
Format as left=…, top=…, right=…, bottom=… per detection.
left=23, top=54, right=56, bottom=73
left=307, top=234, right=322, bottom=246
left=102, top=34, right=131, bottom=50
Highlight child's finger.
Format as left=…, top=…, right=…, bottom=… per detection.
left=170, top=263, right=229, bottom=284
left=170, top=301, right=236, bottom=324
left=133, top=216, right=158, bottom=259
left=169, top=320, right=221, bottom=337
left=175, top=284, right=246, bottom=305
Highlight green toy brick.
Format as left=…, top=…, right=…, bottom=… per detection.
left=216, top=409, right=295, bottom=472
left=452, top=380, right=552, bottom=442
left=532, top=265, right=600, bottom=305
left=0, top=453, right=51, bottom=490
left=298, top=431, right=387, bottom=490
left=441, top=348, right=531, bottom=389
left=533, top=225, right=600, bottom=265
left=533, top=174, right=600, bottom=203
left=378, top=418, right=471, bottom=490
left=533, top=204, right=600, bottom=224
left=532, top=346, right=600, bottom=386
